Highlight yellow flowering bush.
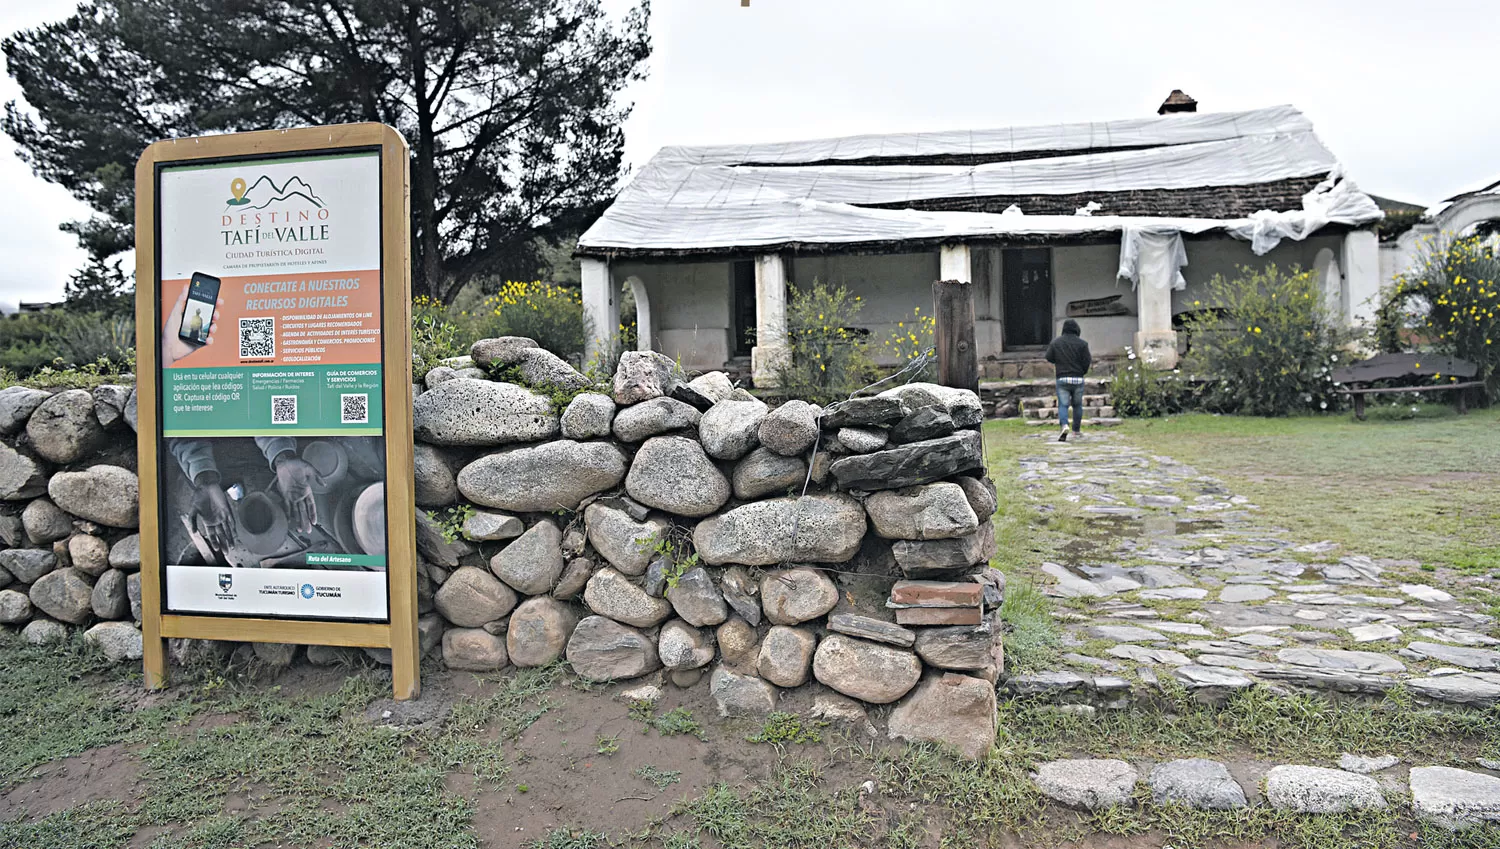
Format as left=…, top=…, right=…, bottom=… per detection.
left=776, top=279, right=875, bottom=404
left=472, top=280, right=586, bottom=358
left=1183, top=264, right=1346, bottom=416
left=1377, top=234, right=1499, bottom=395
left=878, top=306, right=937, bottom=379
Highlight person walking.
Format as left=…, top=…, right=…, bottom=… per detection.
left=1044, top=319, right=1092, bottom=442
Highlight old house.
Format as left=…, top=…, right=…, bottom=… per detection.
left=577, top=94, right=1383, bottom=385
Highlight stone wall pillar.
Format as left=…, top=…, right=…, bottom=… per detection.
left=1133, top=238, right=1179, bottom=369
left=581, top=258, right=618, bottom=367
left=938, top=243, right=972, bottom=283
left=751, top=253, right=790, bottom=387
left=1341, top=229, right=1380, bottom=327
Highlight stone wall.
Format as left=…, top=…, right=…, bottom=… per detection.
left=0, top=339, right=1005, bottom=758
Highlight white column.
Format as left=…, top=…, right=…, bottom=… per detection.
left=1341, top=229, right=1380, bottom=327
left=938, top=243, right=972, bottom=283
left=625, top=275, right=652, bottom=352
left=751, top=253, right=789, bottom=388
left=1133, top=238, right=1179, bottom=369
left=581, top=258, right=618, bottom=367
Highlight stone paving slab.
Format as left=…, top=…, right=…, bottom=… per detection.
left=1008, top=431, right=1499, bottom=708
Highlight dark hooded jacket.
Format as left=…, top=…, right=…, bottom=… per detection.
left=1044, top=319, right=1092, bottom=378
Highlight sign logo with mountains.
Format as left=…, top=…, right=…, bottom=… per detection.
left=226, top=175, right=326, bottom=210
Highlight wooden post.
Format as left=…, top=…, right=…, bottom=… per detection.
left=933, top=279, right=978, bottom=394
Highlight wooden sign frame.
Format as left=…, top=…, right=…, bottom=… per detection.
left=134, top=124, right=419, bottom=699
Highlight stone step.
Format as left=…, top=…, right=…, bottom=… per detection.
left=1023, top=417, right=1123, bottom=428
left=1024, top=406, right=1116, bottom=419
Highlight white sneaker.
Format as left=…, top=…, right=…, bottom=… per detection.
left=1058, top=428, right=1069, bottom=442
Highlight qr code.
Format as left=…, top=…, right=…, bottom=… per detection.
left=340, top=393, right=369, bottom=424
left=239, top=317, right=275, bottom=359
left=271, top=395, right=297, bottom=424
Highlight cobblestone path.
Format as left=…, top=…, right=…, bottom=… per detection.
left=1008, top=430, right=1500, bottom=709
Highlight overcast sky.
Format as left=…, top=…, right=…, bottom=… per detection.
left=3, top=0, right=1497, bottom=306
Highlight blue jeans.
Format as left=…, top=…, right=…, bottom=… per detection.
left=1057, top=379, right=1085, bottom=431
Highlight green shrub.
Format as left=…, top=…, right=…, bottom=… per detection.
left=1376, top=233, right=1500, bottom=396
left=876, top=305, right=936, bottom=380
left=1183, top=264, right=1345, bottom=416
left=0, top=309, right=135, bottom=379
left=776, top=279, right=876, bottom=404
left=474, top=280, right=586, bottom=359
left=410, top=295, right=467, bottom=382
left=1110, top=352, right=1193, bottom=417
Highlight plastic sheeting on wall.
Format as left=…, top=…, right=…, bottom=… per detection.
left=1223, top=168, right=1382, bottom=255
left=1117, top=229, right=1189, bottom=291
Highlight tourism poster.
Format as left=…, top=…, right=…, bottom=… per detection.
left=156, top=150, right=390, bottom=621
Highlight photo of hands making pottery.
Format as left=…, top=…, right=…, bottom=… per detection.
left=163, top=436, right=388, bottom=571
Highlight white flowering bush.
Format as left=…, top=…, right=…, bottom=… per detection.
left=1110, top=347, right=1194, bottom=417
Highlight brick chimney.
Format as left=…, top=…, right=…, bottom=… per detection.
left=1157, top=90, right=1198, bottom=115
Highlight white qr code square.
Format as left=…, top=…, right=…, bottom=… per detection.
left=239, top=317, right=275, bottom=359
left=340, top=393, right=369, bottom=424
left=271, top=395, right=297, bottom=424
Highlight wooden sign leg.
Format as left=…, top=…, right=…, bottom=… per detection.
left=143, top=619, right=168, bottom=690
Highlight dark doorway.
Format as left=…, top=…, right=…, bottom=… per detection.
left=1002, top=248, right=1053, bottom=348
left=731, top=260, right=757, bottom=357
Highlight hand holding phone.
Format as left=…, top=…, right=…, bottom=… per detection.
left=162, top=273, right=223, bottom=367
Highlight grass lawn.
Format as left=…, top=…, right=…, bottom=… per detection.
left=1117, top=406, right=1500, bottom=575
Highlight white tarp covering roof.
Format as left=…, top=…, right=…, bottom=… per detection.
left=579, top=105, right=1381, bottom=258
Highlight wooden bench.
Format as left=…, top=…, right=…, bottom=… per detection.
left=1332, top=353, right=1483, bottom=420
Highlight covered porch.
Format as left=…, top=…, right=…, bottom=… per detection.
left=581, top=227, right=1378, bottom=386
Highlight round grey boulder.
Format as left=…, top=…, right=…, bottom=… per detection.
left=956, top=475, right=998, bottom=520
left=1, top=548, right=58, bottom=583
left=433, top=566, right=518, bottom=627
left=758, top=400, right=819, bottom=456
left=835, top=427, right=888, bottom=454
left=443, top=627, right=510, bottom=671
left=462, top=510, right=524, bottom=542
left=0, top=441, right=48, bottom=500
left=693, top=494, right=867, bottom=566
left=48, top=465, right=139, bottom=528
left=583, top=567, right=672, bottom=628
left=625, top=436, right=730, bottom=518
left=412, top=444, right=459, bottom=507
left=23, top=618, right=67, bottom=644
left=85, top=621, right=144, bottom=662
left=1149, top=759, right=1248, bottom=810
left=109, top=534, right=141, bottom=570
left=412, top=379, right=558, bottom=446
left=658, top=618, right=715, bottom=670
left=22, top=498, right=73, bottom=543
left=731, top=447, right=808, bottom=500
left=583, top=502, right=667, bottom=576
left=613, top=351, right=677, bottom=405
left=458, top=440, right=627, bottom=512
left=686, top=372, right=735, bottom=404
left=665, top=567, right=729, bottom=627
left=506, top=596, right=580, bottom=668
left=471, top=336, right=539, bottom=367
left=716, top=616, right=760, bottom=667
left=709, top=665, right=778, bottom=717
left=31, top=569, right=93, bottom=624
left=69, top=534, right=111, bottom=577
left=887, top=671, right=999, bottom=761
left=760, top=567, right=839, bottom=625
left=489, top=519, right=565, bottom=596
left=757, top=625, right=816, bottom=687
left=514, top=347, right=592, bottom=392
left=560, top=393, right=616, bottom=439
left=865, top=483, right=979, bottom=541
left=699, top=398, right=768, bottom=460
left=612, top=397, right=701, bottom=442
left=812, top=634, right=922, bottom=704
left=0, top=386, right=50, bottom=434
left=1265, top=765, right=1386, bottom=813
left=1034, top=759, right=1139, bottom=810
left=26, top=389, right=104, bottom=464
left=567, top=615, right=662, bottom=681
left=877, top=383, right=984, bottom=429
left=90, top=569, right=130, bottom=620
left=0, top=588, right=33, bottom=624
